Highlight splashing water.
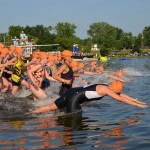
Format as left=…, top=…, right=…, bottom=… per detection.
left=0, top=93, right=33, bottom=118
left=14, top=87, right=32, bottom=98
left=123, top=67, right=150, bottom=77
left=31, top=82, right=61, bottom=110
left=0, top=62, right=149, bottom=119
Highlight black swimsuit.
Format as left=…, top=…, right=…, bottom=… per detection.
left=59, top=64, right=74, bottom=96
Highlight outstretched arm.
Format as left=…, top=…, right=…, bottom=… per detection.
left=107, top=90, right=148, bottom=108
left=106, top=74, right=125, bottom=82
left=84, top=71, right=102, bottom=75
left=96, top=85, right=148, bottom=108
left=120, top=93, right=146, bottom=105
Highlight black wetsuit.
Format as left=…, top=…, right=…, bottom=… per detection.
left=59, top=64, right=74, bottom=96
left=55, top=84, right=107, bottom=112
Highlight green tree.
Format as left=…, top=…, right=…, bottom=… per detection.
left=87, top=22, right=117, bottom=45
left=8, top=26, right=24, bottom=38
left=143, top=26, right=150, bottom=47
left=120, top=32, right=134, bottom=49
left=54, top=22, right=78, bottom=50
left=132, top=34, right=142, bottom=53
left=87, top=22, right=119, bottom=55
left=55, top=22, right=77, bottom=37
left=87, top=22, right=135, bottom=55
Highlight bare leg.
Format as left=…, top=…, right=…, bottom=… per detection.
left=21, top=80, right=30, bottom=89
left=30, top=85, right=47, bottom=99
left=32, top=103, right=58, bottom=114
left=0, top=78, right=3, bottom=91
left=11, top=85, right=19, bottom=95
left=11, top=80, right=29, bottom=95
left=2, top=77, right=10, bottom=92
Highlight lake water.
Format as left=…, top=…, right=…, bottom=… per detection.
left=0, top=58, right=150, bottom=150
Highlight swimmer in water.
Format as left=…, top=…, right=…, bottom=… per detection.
left=30, top=70, right=148, bottom=114
left=28, top=51, right=57, bottom=100
left=7, top=47, right=32, bottom=95
left=71, top=62, right=102, bottom=87
left=53, top=50, right=74, bottom=96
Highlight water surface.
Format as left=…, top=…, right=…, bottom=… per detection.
left=0, top=58, right=150, bottom=150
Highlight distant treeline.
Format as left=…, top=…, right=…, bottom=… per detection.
left=0, top=22, right=150, bottom=56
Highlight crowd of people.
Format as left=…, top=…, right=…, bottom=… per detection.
left=0, top=43, right=148, bottom=115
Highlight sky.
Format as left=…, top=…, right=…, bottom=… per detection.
left=1, top=0, right=150, bottom=39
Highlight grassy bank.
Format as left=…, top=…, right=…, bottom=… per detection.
left=109, top=49, right=150, bottom=58
left=92, top=49, right=150, bottom=58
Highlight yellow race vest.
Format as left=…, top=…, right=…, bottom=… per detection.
left=11, top=59, right=24, bottom=83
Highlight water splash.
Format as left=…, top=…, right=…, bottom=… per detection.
left=14, top=87, right=32, bottom=98
left=123, top=67, right=150, bottom=77
left=0, top=93, right=33, bottom=118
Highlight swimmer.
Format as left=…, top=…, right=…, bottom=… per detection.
left=53, top=50, right=74, bottom=96
left=28, top=51, right=57, bottom=100
left=30, top=70, right=148, bottom=114
left=72, top=62, right=102, bottom=87
left=10, top=47, right=32, bottom=94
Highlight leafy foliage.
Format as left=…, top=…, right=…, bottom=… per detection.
left=1, top=21, right=150, bottom=54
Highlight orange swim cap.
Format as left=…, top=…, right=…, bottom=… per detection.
left=48, top=55, right=55, bottom=62
left=0, top=48, right=9, bottom=55
left=32, top=51, right=40, bottom=59
left=9, top=45, right=16, bottom=51
left=77, top=63, right=85, bottom=69
left=109, top=80, right=123, bottom=93
left=57, top=54, right=62, bottom=58
left=70, top=61, right=78, bottom=68
left=61, top=50, right=73, bottom=59
left=116, top=70, right=123, bottom=77
left=0, top=43, right=4, bottom=49
left=15, top=47, right=23, bottom=55
left=39, top=52, right=48, bottom=60
left=48, top=53, right=54, bottom=57
left=90, top=61, right=97, bottom=67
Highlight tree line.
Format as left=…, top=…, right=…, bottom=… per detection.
left=0, top=22, right=150, bottom=56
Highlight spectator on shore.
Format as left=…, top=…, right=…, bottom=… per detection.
left=12, top=37, right=19, bottom=46
left=20, top=31, right=28, bottom=44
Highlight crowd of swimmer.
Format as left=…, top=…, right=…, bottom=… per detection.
left=0, top=43, right=148, bottom=114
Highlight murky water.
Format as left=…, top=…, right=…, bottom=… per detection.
left=0, top=58, right=150, bottom=149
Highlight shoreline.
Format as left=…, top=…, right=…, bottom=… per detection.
left=73, top=56, right=150, bottom=62
left=73, top=57, right=98, bottom=61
